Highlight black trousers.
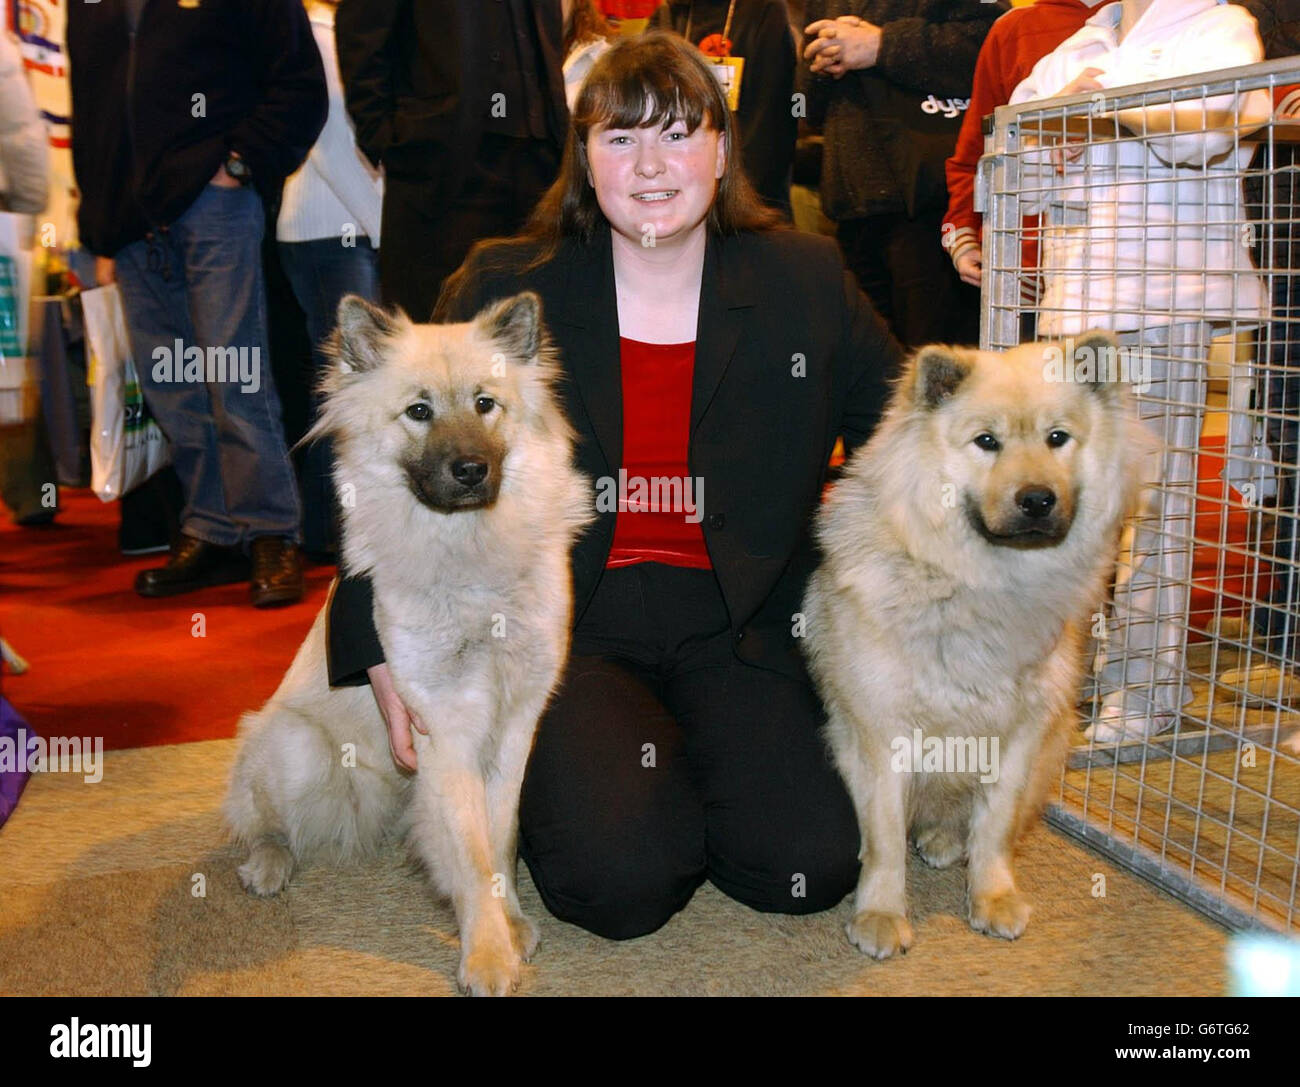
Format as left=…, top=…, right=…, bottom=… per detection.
left=1247, top=148, right=1300, bottom=660
left=838, top=210, right=980, bottom=349
left=378, top=133, right=560, bottom=321
left=1255, top=238, right=1300, bottom=658
left=517, top=563, right=860, bottom=940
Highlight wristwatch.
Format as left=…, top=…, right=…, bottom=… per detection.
left=224, top=151, right=252, bottom=185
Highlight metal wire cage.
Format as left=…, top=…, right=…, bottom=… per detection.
left=977, top=57, right=1300, bottom=933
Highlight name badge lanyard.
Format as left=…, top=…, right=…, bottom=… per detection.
left=686, top=0, right=744, bottom=110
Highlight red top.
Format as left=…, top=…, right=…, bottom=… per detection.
left=606, top=337, right=711, bottom=570
left=942, top=0, right=1102, bottom=273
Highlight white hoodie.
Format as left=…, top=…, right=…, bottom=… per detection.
left=277, top=3, right=383, bottom=247
left=1009, top=0, right=1269, bottom=336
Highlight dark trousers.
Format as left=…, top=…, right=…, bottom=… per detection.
left=1255, top=245, right=1300, bottom=658
left=1248, top=148, right=1300, bottom=660
left=517, top=562, right=860, bottom=940
left=838, top=210, right=980, bottom=349
left=113, top=184, right=301, bottom=549
left=278, top=237, right=380, bottom=555
left=0, top=410, right=57, bottom=522
left=379, top=134, right=560, bottom=321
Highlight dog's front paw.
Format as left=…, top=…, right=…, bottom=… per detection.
left=236, top=839, right=293, bottom=897
left=846, top=910, right=914, bottom=960
left=914, top=825, right=966, bottom=869
left=508, top=911, right=540, bottom=962
left=458, top=940, right=523, bottom=997
left=969, top=890, right=1031, bottom=940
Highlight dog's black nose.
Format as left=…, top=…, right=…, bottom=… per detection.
left=451, top=458, right=489, bottom=487
left=1017, top=486, right=1056, bottom=519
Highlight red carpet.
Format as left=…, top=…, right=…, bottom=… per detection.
left=0, top=488, right=334, bottom=751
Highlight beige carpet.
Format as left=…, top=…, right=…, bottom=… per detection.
left=0, top=739, right=1231, bottom=996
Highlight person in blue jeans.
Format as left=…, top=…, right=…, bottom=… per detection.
left=67, top=0, right=326, bottom=607
left=277, top=0, right=382, bottom=560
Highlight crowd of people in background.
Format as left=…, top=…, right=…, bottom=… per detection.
left=1, top=0, right=1298, bottom=739
left=34, top=0, right=1014, bottom=609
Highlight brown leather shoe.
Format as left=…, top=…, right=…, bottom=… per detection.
left=135, top=534, right=250, bottom=597
left=250, top=536, right=304, bottom=608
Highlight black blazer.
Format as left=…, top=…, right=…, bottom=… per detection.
left=326, top=226, right=904, bottom=686
left=336, top=0, right=568, bottom=195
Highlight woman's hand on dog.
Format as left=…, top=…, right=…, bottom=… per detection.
left=368, top=662, right=428, bottom=771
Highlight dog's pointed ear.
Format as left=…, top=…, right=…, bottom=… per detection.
left=333, top=295, right=405, bottom=374
left=478, top=291, right=544, bottom=362
left=912, top=345, right=972, bottom=410
left=1067, top=329, right=1126, bottom=401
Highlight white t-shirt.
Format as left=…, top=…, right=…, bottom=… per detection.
left=277, top=4, right=383, bottom=247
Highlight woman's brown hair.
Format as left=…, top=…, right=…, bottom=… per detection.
left=438, top=30, right=783, bottom=310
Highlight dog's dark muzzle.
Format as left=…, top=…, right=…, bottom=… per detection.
left=965, top=490, right=1074, bottom=549
left=405, top=453, right=501, bottom=512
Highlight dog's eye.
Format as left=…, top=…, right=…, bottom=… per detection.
left=1047, top=429, right=1071, bottom=448
left=405, top=403, right=432, bottom=422
left=974, top=433, right=1000, bottom=452
left=475, top=396, right=496, bottom=415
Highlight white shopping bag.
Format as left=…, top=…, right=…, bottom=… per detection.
left=83, top=283, right=169, bottom=501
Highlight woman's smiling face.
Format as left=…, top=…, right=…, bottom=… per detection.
left=585, top=115, right=726, bottom=248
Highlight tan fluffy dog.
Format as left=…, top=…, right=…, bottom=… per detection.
left=224, top=292, right=592, bottom=994
left=804, top=333, right=1145, bottom=959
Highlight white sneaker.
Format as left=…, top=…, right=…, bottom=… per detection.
left=1083, top=693, right=1177, bottom=743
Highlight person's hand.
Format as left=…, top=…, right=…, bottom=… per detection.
left=954, top=246, right=983, bottom=288
left=1051, top=138, right=1087, bottom=174
left=804, top=17, right=882, bottom=78
left=1047, top=68, right=1104, bottom=175
left=1058, top=66, right=1105, bottom=100
left=94, top=257, right=115, bottom=286
left=367, top=662, right=428, bottom=771
left=209, top=163, right=241, bottom=189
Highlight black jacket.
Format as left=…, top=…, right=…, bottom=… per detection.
left=67, top=0, right=327, bottom=256
left=799, top=0, right=1003, bottom=220
left=650, top=0, right=798, bottom=216
left=335, top=0, right=568, bottom=196
left=1239, top=0, right=1300, bottom=57
left=325, top=225, right=904, bottom=687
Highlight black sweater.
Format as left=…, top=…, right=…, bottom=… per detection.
left=799, top=0, right=1003, bottom=220
left=67, top=0, right=326, bottom=256
left=335, top=0, right=568, bottom=196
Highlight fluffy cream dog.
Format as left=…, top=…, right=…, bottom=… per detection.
left=224, top=292, right=591, bottom=995
left=804, top=333, right=1145, bottom=959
